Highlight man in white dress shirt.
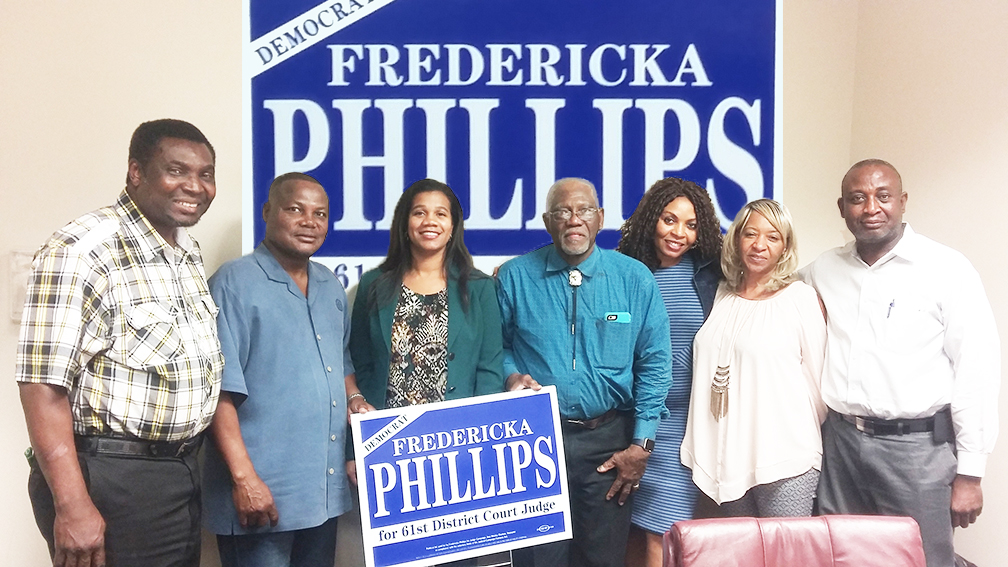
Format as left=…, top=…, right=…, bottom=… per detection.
left=802, top=159, right=1000, bottom=567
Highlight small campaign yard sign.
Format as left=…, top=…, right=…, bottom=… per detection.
left=351, top=387, right=571, bottom=567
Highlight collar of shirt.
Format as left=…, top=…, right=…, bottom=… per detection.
left=543, top=244, right=605, bottom=278
left=253, top=244, right=332, bottom=299
left=846, top=223, right=927, bottom=267
left=114, top=190, right=197, bottom=263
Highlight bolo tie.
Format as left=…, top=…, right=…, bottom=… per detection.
left=568, top=268, right=583, bottom=370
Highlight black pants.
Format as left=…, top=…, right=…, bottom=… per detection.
left=29, top=447, right=203, bottom=567
left=512, top=412, right=634, bottom=567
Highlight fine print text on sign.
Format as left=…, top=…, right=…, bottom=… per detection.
left=351, top=387, right=571, bottom=567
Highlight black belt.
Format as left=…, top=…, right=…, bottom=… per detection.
left=75, top=434, right=203, bottom=458
left=839, top=412, right=936, bottom=436
left=563, top=409, right=619, bottom=430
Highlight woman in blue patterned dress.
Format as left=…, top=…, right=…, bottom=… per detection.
left=616, top=178, right=723, bottom=567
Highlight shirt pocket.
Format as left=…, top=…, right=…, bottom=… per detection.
left=594, top=317, right=634, bottom=370
left=883, top=294, right=940, bottom=355
left=123, top=301, right=182, bottom=369
left=194, top=295, right=221, bottom=349
left=313, top=297, right=346, bottom=337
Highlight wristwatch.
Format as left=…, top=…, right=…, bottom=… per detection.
left=632, top=437, right=654, bottom=453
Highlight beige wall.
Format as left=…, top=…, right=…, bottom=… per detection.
left=787, top=3, right=1008, bottom=565
left=0, top=4, right=243, bottom=565
left=782, top=1, right=860, bottom=258
left=847, top=3, right=1008, bottom=565
left=1, top=1, right=1004, bottom=564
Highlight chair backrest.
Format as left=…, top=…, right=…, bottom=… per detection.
left=662, top=515, right=926, bottom=567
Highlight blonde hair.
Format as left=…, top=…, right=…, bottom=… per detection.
left=721, top=199, right=798, bottom=293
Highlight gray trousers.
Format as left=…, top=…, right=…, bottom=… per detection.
left=817, top=410, right=957, bottom=567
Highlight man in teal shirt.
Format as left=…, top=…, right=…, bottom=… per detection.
left=498, top=178, right=671, bottom=567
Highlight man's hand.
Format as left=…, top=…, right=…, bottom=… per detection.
left=232, top=474, right=279, bottom=529
left=19, top=383, right=107, bottom=567
left=505, top=373, right=542, bottom=391
left=597, top=444, right=650, bottom=506
left=951, top=474, right=983, bottom=528
left=52, top=496, right=106, bottom=567
left=210, top=393, right=278, bottom=529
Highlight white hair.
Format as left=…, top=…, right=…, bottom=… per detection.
left=545, top=178, right=599, bottom=209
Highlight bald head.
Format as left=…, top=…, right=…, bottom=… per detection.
left=268, top=172, right=323, bottom=204
left=838, top=158, right=907, bottom=265
left=842, top=159, right=902, bottom=195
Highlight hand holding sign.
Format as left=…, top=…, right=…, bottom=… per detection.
left=351, top=387, right=571, bottom=567
left=506, top=373, right=542, bottom=392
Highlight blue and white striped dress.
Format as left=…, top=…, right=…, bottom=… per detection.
left=631, top=256, right=705, bottom=533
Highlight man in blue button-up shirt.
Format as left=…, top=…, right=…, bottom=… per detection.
left=202, top=173, right=354, bottom=567
left=498, top=178, right=672, bottom=567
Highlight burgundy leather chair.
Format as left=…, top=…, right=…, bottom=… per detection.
left=662, top=515, right=926, bottom=567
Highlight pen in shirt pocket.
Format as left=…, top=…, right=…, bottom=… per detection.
left=887, top=299, right=895, bottom=318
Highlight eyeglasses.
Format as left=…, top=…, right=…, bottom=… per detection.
left=546, top=207, right=600, bottom=223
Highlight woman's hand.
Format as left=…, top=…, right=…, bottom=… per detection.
left=347, top=393, right=376, bottom=422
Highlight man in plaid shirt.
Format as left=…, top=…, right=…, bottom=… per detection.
left=16, top=119, right=224, bottom=567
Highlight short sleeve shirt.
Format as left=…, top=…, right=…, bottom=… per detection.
left=16, top=191, right=222, bottom=441
left=202, top=245, right=354, bottom=533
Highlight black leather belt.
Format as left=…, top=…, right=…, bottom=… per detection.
left=75, top=434, right=203, bottom=458
left=563, top=409, right=619, bottom=430
left=840, top=413, right=935, bottom=436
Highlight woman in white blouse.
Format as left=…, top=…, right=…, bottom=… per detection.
left=681, top=199, right=826, bottom=516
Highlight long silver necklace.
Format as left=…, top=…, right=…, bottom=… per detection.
left=710, top=294, right=756, bottom=421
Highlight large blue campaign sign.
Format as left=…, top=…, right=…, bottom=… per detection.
left=351, top=388, right=571, bottom=567
left=243, top=0, right=781, bottom=285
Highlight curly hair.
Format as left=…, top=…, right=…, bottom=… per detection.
left=617, top=177, right=722, bottom=270
left=721, top=199, right=798, bottom=293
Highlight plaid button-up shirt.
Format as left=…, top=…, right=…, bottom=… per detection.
left=16, top=191, right=222, bottom=442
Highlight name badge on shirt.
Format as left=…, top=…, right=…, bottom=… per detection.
left=605, top=312, right=631, bottom=323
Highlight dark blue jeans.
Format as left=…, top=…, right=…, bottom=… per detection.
left=217, top=516, right=339, bottom=567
